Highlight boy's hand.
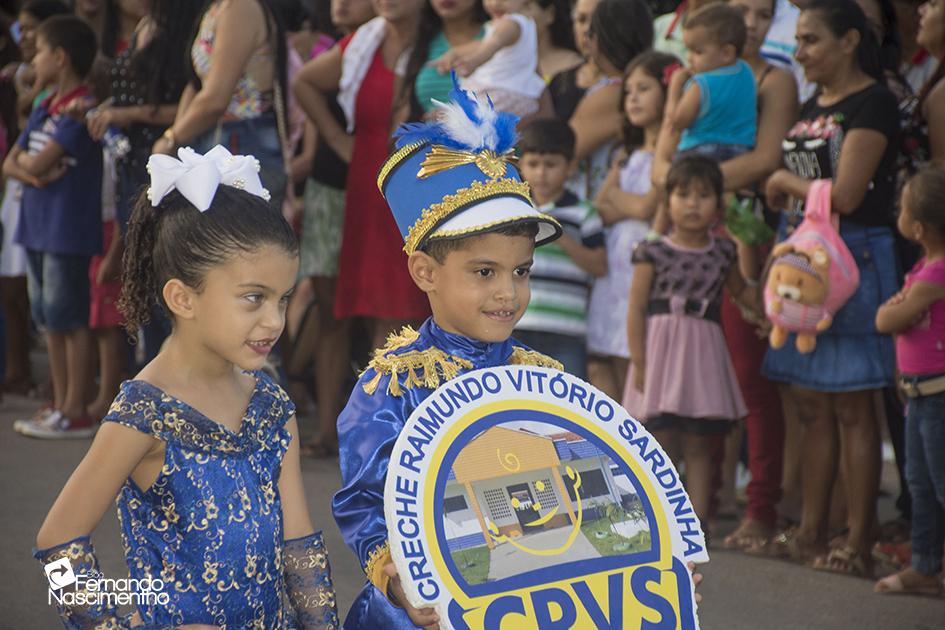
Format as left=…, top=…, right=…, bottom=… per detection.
left=384, top=564, right=440, bottom=629
left=688, top=561, right=704, bottom=604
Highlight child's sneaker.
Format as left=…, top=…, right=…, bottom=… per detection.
left=12, top=405, right=56, bottom=434
left=19, top=411, right=96, bottom=440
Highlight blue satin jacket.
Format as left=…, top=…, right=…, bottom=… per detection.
left=332, top=318, right=557, bottom=629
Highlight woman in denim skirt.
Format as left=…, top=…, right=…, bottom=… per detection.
left=763, top=0, right=900, bottom=577
left=154, top=0, right=288, bottom=210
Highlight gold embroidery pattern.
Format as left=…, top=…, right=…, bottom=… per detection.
left=377, top=142, right=424, bottom=192
left=284, top=534, right=339, bottom=628
left=402, top=178, right=533, bottom=254
left=508, top=347, right=564, bottom=371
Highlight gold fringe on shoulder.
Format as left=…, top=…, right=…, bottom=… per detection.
left=361, top=327, right=473, bottom=396
left=376, top=326, right=421, bottom=353
left=508, top=347, right=564, bottom=371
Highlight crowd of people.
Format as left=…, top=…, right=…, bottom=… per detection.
left=2, top=0, right=945, bottom=610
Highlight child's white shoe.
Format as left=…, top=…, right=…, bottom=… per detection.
left=12, top=405, right=56, bottom=434
left=19, top=411, right=96, bottom=439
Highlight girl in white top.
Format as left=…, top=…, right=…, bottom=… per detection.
left=589, top=51, right=676, bottom=399
left=432, top=0, right=545, bottom=117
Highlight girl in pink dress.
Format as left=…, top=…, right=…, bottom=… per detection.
left=624, top=154, right=758, bottom=533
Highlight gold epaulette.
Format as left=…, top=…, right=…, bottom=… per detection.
left=364, top=541, right=392, bottom=594
left=362, top=326, right=473, bottom=396
left=508, top=346, right=564, bottom=371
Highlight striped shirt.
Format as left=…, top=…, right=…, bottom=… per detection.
left=516, top=191, right=604, bottom=337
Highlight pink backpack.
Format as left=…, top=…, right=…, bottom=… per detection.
left=764, top=179, right=860, bottom=353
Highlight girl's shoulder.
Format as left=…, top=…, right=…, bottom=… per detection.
left=101, top=380, right=172, bottom=441
left=101, top=371, right=294, bottom=455
left=911, top=257, right=945, bottom=286
left=631, top=237, right=669, bottom=264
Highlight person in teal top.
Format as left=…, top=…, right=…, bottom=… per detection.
left=415, top=29, right=483, bottom=112
left=403, top=0, right=486, bottom=118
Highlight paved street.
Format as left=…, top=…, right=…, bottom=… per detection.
left=2, top=388, right=943, bottom=629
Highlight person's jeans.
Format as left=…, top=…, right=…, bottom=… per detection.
left=25, top=250, right=90, bottom=332
left=513, top=329, right=587, bottom=380
left=191, top=113, right=286, bottom=211
left=904, top=377, right=945, bottom=575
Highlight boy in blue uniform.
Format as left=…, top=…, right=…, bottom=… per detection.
left=332, top=80, right=565, bottom=628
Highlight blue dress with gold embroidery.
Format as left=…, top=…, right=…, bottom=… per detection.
left=102, top=370, right=296, bottom=628
left=333, top=318, right=560, bottom=628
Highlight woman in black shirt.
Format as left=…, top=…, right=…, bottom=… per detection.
left=763, top=0, right=899, bottom=578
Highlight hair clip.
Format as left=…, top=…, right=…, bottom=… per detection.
left=146, top=145, right=271, bottom=212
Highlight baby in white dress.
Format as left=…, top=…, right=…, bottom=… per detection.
left=432, top=0, right=545, bottom=117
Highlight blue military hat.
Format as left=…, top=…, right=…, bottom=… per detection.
left=378, top=75, right=562, bottom=255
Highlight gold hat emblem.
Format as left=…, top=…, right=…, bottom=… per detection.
left=417, top=146, right=514, bottom=180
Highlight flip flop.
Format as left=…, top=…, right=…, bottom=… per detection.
left=874, top=570, right=943, bottom=597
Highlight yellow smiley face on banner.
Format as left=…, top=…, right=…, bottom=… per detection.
left=385, top=366, right=708, bottom=629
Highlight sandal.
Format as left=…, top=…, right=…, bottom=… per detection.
left=874, top=568, right=943, bottom=597
left=723, top=518, right=772, bottom=554
left=762, top=526, right=823, bottom=564
left=827, top=528, right=849, bottom=551
left=813, top=545, right=874, bottom=579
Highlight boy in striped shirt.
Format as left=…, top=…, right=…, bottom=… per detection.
left=513, top=119, right=606, bottom=378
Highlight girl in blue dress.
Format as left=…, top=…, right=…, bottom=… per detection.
left=32, top=146, right=339, bottom=629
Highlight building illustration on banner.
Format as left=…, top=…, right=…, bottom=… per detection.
left=441, top=422, right=651, bottom=585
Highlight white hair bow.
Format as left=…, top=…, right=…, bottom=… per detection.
left=146, top=145, right=271, bottom=211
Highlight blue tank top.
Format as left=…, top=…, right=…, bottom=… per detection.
left=679, top=59, right=757, bottom=151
